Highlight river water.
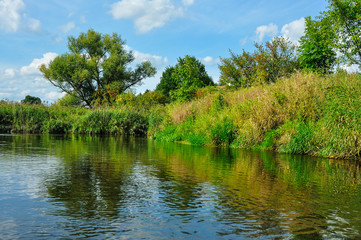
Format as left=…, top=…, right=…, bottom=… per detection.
left=0, top=134, right=361, bottom=239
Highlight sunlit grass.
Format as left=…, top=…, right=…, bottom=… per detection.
left=155, top=72, right=361, bottom=159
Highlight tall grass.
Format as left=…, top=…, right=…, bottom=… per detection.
left=1, top=72, right=360, bottom=159
left=0, top=102, right=154, bottom=136
left=153, top=72, right=361, bottom=159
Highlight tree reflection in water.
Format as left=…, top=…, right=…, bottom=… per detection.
left=2, top=134, right=361, bottom=239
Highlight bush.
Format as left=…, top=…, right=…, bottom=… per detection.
left=211, top=117, right=236, bottom=146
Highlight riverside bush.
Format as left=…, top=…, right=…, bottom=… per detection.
left=211, top=117, right=235, bottom=146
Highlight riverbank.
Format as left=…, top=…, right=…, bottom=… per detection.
left=154, top=72, right=361, bottom=159
left=1, top=72, right=360, bottom=159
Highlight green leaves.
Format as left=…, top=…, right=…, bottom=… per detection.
left=298, top=16, right=337, bottom=73
left=156, top=55, right=214, bottom=102
left=328, top=0, right=361, bottom=65
left=300, top=0, right=361, bottom=71
left=219, top=37, right=298, bottom=88
left=40, top=29, right=156, bottom=108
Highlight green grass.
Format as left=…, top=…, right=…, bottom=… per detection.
left=153, top=72, right=361, bottom=159
left=1, top=72, right=360, bottom=159
left=0, top=102, right=153, bottom=136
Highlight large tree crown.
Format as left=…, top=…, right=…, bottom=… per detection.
left=40, top=29, right=156, bottom=107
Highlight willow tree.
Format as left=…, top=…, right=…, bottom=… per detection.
left=40, top=29, right=156, bottom=107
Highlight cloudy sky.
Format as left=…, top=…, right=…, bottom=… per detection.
left=0, top=0, right=328, bottom=102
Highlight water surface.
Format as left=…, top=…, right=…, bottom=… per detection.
left=0, top=134, right=361, bottom=239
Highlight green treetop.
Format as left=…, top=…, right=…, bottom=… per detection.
left=40, top=29, right=156, bottom=108
left=327, top=0, right=361, bottom=66
left=156, top=55, right=214, bottom=101
left=298, top=16, right=337, bottom=74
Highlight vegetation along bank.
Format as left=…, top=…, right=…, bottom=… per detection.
left=1, top=72, right=361, bottom=160
left=1, top=0, right=361, bottom=159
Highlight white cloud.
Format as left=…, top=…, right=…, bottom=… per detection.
left=255, top=23, right=278, bottom=42
left=133, top=51, right=167, bottom=66
left=0, top=92, right=12, bottom=98
left=240, top=36, right=248, bottom=46
left=80, top=15, right=86, bottom=24
left=0, top=0, right=41, bottom=33
left=281, top=17, right=305, bottom=44
left=35, top=88, right=47, bottom=94
left=32, top=77, right=49, bottom=87
left=27, top=18, right=41, bottom=32
left=60, top=21, right=75, bottom=33
left=20, top=90, right=30, bottom=96
left=125, top=45, right=168, bottom=67
left=0, top=0, right=25, bottom=32
left=46, top=91, right=66, bottom=101
left=202, top=56, right=220, bottom=65
left=67, top=12, right=75, bottom=18
left=109, top=0, right=184, bottom=33
left=4, top=68, right=16, bottom=78
left=20, top=52, right=58, bottom=75
left=53, top=36, right=62, bottom=43
left=0, top=53, right=63, bottom=102
left=0, top=87, right=18, bottom=91
left=182, top=0, right=194, bottom=6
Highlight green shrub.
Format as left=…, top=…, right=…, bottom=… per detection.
left=279, top=121, right=314, bottom=154
left=42, top=118, right=72, bottom=134
left=12, top=104, right=48, bottom=133
left=211, top=117, right=235, bottom=146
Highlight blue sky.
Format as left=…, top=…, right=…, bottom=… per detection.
left=0, top=0, right=329, bottom=102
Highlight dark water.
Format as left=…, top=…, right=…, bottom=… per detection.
left=0, top=135, right=361, bottom=239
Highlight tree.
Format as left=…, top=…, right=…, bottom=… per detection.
left=298, top=16, right=337, bottom=73
left=40, top=29, right=156, bottom=108
left=327, top=0, right=361, bottom=66
left=254, top=37, right=299, bottom=83
left=219, top=37, right=298, bottom=88
left=155, top=66, right=177, bottom=98
left=219, top=50, right=257, bottom=87
left=156, top=55, right=214, bottom=101
left=22, top=95, right=41, bottom=105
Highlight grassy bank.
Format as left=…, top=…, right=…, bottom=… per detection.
left=0, top=101, right=161, bottom=136
left=153, top=72, right=361, bottom=159
left=1, top=72, right=360, bottom=159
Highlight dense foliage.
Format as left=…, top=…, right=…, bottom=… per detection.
left=22, top=95, right=42, bottom=105
left=153, top=72, right=361, bottom=159
left=2, top=0, right=361, bottom=160
left=155, top=66, right=177, bottom=98
left=1, top=72, right=361, bottom=159
left=299, top=0, right=361, bottom=70
left=40, top=29, right=156, bottom=108
left=156, top=55, right=214, bottom=101
left=219, top=37, right=298, bottom=88
left=326, top=0, right=361, bottom=66
left=298, top=16, right=337, bottom=73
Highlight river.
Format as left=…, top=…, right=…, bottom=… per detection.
left=0, top=134, right=360, bottom=239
